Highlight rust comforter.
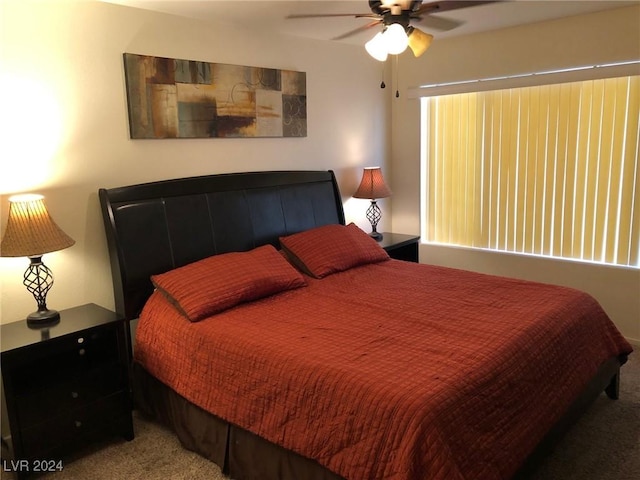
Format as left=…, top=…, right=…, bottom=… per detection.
left=134, top=260, right=632, bottom=480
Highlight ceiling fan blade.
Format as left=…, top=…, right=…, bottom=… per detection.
left=332, top=20, right=382, bottom=41
left=414, top=14, right=463, bottom=31
left=355, top=14, right=386, bottom=20
left=416, top=0, right=499, bottom=16
left=408, top=27, right=434, bottom=57
left=286, top=13, right=372, bottom=20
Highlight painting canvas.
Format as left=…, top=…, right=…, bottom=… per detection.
left=123, top=53, right=307, bottom=138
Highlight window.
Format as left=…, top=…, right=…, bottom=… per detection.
left=421, top=74, right=639, bottom=267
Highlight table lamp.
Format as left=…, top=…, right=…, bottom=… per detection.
left=0, top=194, right=75, bottom=326
left=353, top=167, right=392, bottom=241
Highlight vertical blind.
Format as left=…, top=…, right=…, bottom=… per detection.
left=423, top=75, right=639, bottom=267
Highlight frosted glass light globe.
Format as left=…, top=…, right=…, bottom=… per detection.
left=365, top=32, right=388, bottom=61
left=384, top=23, right=409, bottom=55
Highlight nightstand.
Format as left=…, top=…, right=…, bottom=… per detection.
left=1, top=303, right=134, bottom=479
left=379, top=232, right=420, bottom=263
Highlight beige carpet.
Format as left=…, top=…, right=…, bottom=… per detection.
left=39, top=415, right=226, bottom=480
left=1, top=413, right=226, bottom=480
left=2, top=354, right=638, bottom=480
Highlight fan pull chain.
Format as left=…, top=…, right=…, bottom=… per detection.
left=395, top=55, right=400, bottom=98
left=380, top=60, right=386, bottom=89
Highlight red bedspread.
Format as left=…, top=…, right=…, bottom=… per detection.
left=134, top=260, right=632, bottom=480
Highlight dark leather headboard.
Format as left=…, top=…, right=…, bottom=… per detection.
left=99, top=170, right=345, bottom=320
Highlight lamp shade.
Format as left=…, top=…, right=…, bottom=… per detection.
left=0, top=194, right=75, bottom=257
left=353, top=167, right=392, bottom=200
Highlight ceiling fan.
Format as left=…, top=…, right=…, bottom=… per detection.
left=287, top=1, right=498, bottom=61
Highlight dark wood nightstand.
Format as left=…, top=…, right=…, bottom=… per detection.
left=1, top=303, right=134, bottom=479
left=379, top=232, right=420, bottom=263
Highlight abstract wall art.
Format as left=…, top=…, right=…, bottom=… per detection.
left=123, top=53, right=307, bottom=139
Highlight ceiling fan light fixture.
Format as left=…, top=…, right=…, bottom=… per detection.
left=407, top=26, right=433, bottom=57
left=384, top=23, right=409, bottom=55
left=365, top=31, right=389, bottom=61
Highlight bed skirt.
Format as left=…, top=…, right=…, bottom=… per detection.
left=132, top=356, right=625, bottom=480
left=133, top=362, right=345, bottom=480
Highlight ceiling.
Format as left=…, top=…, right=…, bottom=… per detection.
left=103, top=0, right=638, bottom=45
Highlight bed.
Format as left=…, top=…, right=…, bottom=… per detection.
left=98, top=170, right=632, bottom=480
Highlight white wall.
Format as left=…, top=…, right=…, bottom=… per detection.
left=390, top=5, right=640, bottom=343
left=2, top=1, right=638, bottom=344
left=0, top=0, right=391, bottom=323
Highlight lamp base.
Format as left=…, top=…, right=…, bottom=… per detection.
left=27, top=309, right=60, bottom=328
left=365, top=200, right=384, bottom=242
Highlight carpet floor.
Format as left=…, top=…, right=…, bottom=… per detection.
left=2, top=354, right=638, bottom=480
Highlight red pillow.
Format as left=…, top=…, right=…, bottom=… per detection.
left=151, top=244, right=306, bottom=322
left=279, top=223, right=389, bottom=278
